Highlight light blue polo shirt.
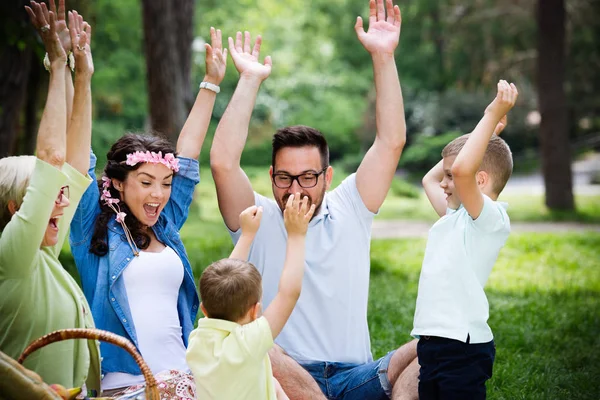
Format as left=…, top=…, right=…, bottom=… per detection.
left=411, top=195, right=510, bottom=343
left=230, top=174, right=375, bottom=364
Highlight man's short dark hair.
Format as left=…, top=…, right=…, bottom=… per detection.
left=272, top=125, right=329, bottom=169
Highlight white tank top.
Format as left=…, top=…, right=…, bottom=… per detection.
left=102, top=246, right=188, bottom=390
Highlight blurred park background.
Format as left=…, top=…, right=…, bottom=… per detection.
left=1, top=0, right=599, bottom=398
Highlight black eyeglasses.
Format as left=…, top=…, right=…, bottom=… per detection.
left=272, top=167, right=328, bottom=189
left=55, top=185, right=69, bottom=204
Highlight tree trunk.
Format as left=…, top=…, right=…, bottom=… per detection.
left=140, top=0, right=193, bottom=143
left=173, top=0, right=195, bottom=110
left=537, top=0, right=574, bottom=210
left=0, top=0, right=34, bottom=157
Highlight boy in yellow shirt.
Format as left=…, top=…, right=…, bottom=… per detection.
left=186, top=193, right=315, bottom=399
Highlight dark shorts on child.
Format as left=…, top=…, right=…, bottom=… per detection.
left=417, top=336, right=495, bottom=400
left=300, top=350, right=395, bottom=400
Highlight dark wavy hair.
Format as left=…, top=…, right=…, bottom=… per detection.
left=90, top=133, right=177, bottom=256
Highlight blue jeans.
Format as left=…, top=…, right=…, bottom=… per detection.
left=300, top=351, right=395, bottom=400
left=417, top=336, right=495, bottom=400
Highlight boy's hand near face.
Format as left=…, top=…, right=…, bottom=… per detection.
left=284, top=193, right=315, bottom=237
left=263, top=193, right=315, bottom=339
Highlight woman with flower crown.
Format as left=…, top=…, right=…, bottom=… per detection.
left=69, top=27, right=227, bottom=397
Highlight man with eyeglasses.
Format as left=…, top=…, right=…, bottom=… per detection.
left=210, top=1, right=418, bottom=399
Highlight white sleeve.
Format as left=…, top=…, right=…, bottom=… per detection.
left=328, top=173, right=376, bottom=226
left=470, top=195, right=510, bottom=234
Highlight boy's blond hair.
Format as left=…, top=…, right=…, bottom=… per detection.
left=442, top=134, right=513, bottom=195
left=199, top=259, right=263, bottom=322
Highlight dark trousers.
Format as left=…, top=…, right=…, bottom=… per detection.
left=417, top=336, right=495, bottom=400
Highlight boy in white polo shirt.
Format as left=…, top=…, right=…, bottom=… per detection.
left=412, top=80, right=519, bottom=399
left=186, top=194, right=315, bottom=400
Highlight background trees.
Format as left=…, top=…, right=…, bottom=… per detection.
left=1, top=0, right=598, bottom=211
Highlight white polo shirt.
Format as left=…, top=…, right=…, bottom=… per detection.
left=411, top=195, right=510, bottom=344
left=230, top=174, right=375, bottom=364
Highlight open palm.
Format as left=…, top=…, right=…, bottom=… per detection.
left=50, top=0, right=71, bottom=54
left=228, top=31, right=272, bottom=81
left=205, top=27, right=227, bottom=84
left=69, top=11, right=93, bottom=75
left=355, top=0, right=401, bottom=55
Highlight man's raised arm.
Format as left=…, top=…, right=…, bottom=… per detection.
left=210, top=31, right=272, bottom=231
left=354, top=0, right=406, bottom=213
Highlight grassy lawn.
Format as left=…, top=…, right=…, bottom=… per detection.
left=368, top=233, right=600, bottom=400
left=192, top=165, right=600, bottom=224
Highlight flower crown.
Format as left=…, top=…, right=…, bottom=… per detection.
left=125, top=151, right=180, bottom=172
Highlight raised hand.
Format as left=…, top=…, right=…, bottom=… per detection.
left=68, top=10, right=93, bottom=76
left=239, top=205, right=263, bottom=237
left=25, top=1, right=66, bottom=64
left=486, top=80, right=519, bottom=123
left=204, top=27, right=227, bottom=85
left=284, top=194, right=316, bottom=237
left=355, top=0, right=402, bottom=55
left=50, top=0, right=71, bottom=54
left=228, top=31, right=272, bottom=81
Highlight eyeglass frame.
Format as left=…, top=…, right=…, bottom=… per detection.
left=271, top=167, right=328, bottom=189
left=55, top=185, right=70, bottom=204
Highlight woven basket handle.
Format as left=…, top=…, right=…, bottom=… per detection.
left=18, top=328, right=159, bottom=400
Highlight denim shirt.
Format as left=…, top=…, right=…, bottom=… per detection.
left=70, top=151, right=200, bottom=375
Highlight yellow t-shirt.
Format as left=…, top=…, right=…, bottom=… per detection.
left=186, top=316, right=276, bottom=400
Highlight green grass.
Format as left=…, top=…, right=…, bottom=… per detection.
left=192, top=165, right=600, bottom=224
left=367, top=233, right=600, bottom=400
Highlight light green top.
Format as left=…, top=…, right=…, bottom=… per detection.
left=0, top=159, right=100, bottom=392
left=187, top=316, right=276, bottom=400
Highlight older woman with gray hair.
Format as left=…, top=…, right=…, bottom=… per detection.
left=0, top=0, right=100, bottom=394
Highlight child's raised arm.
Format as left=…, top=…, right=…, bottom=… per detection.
left=229, top=205, right=263, bottom=260
left=451, top=80, right=518, bottom=219
left=263, top=194, right=315, bottom=339
left=422, top=160, right=447, bottom=217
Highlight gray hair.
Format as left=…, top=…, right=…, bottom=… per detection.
left=0, top=156, right=36, bottom=230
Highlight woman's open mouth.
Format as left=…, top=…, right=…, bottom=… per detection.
left=48, top=216, right=60, bottom=230
left=143, top=203, right=160, bottom=218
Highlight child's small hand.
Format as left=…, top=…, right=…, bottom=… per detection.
left=239, top=205, right=263, bottom=236
left=284, top=193, right=316, bottom=236
left=486, top=80, right=518, bottom=124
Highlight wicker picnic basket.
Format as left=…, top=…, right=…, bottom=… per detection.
left=0, top=328, right=158, bottom=400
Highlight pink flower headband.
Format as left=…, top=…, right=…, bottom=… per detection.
left=125, top=151, right=180, bottom=172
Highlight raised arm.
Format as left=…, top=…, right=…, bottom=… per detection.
left=229, top=205, right=263, bottom=260
left=25, top=2, right=68, bottom=167
left=51, top=0, right=75, bottom=125
left=1, top=4, right=68, bottom=273
left=451, top=80, right=518, bottom=219
left=65, top=11, right=93, bottom=175
left=176, top=27, right=227, bottom=159
left=210, top=32, right=272, bottom=232
left=422, top=160, right=447, bottom=217
left=263, top=194, right=315, bottom=338
left=354, top=0, right=406, bottom=213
